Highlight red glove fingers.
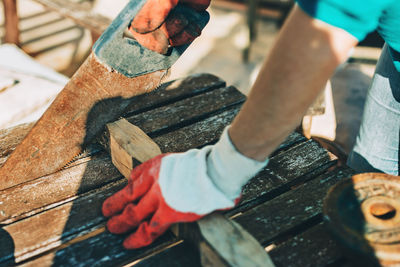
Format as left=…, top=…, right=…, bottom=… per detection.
left=130, top=16, right=202, bottom=54
left=131, top=0, right=179, bottom=34
left=122, top=190, right=202, bottom=249
left=106, top=188, right=159, bottom=234
left=131, top=0, right=210, bottom=33
left=130, top=0, right=210, bottom=54
left=102, top=156, right=162, bottom=217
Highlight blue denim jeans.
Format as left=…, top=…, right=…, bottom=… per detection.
left=347, top=44, right=400, bottom=175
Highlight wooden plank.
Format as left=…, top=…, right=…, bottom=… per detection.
left=0, top=101, right=241, bottom=225
left=122, top=73, right=227, bottom=116
left=268, top=223, right=345, bottom=267
left=0, top=104, right=240, bottom=265
left=0, top=123, right=34, bottom=162
left=106, top=120, right=162, bottom=178
left=0, top=72, right=338, bottom=265
left=124, top=86, right=245, bottom=136
left=2, top=0, right=20, bottom=45
left=0, top=74, right=226, bottom=164
left=232, top=138, right=337, bottom=214
left=233, top=167, right=355, bottom=246
left=31, top=0, right=110, bottom=36
left=0, top=78, right=238, bottom=225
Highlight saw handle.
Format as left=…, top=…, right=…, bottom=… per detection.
left=92, top=0, right=209, bottom=78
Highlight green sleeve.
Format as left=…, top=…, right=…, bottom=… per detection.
left=296, top=0, right=394, bottom=41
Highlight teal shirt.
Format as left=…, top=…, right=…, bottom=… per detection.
left=296, top=0, right=400, bottom=71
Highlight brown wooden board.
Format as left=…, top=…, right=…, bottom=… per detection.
left=233, top=167, right=355, bottom=246
left=0, top=105, right=242, bottom=265
left=3, top=0, right=20, bottom=45
left=8, top=133, right=338, bottom=266
left=0, top=123, right=34, bottom=163
left=122, top=73, right=227, bottom=116
left=269, top=222, right=346, bottom=267
left=0, top=107, right=244, bottom=225
left=0, top=73, right=341, bottom=266
left=0, top=74, right=226, bottom=165
left=124, top=86, right=245, bottom=136
left=233, top=139, right=337, bottom=214
left=0, top=74, right=234, bottom=225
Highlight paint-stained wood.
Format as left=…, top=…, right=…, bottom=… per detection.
left=234, top=167, right=355, bottom=245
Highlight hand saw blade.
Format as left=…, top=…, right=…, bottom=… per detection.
left=0, top=1, right=209, bottom=190
left=0, top=53, right=168, bottom=190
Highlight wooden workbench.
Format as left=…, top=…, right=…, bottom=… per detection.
left=0, top=73, right=355, bottom=266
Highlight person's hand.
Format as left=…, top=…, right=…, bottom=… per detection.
left=102, top=127, right=269, bottom=249
left=130, top=0, right=211, bottom=54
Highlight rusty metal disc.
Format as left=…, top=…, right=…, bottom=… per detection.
left=323, top=173, right=400, bottom=266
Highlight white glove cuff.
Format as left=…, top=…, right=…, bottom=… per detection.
left=207, top=126, right=270, bottom=200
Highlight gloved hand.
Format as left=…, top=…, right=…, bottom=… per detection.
left=130, top=0, right=211, bottom=54
left=102, top=127, right=269, bottom=249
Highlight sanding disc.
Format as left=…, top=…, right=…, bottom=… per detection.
left=323, top=173, right=400, bottom=266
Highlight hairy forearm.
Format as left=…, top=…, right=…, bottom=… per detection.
left=229, top=5, right=357, bottom=161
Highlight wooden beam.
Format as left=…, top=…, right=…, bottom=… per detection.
left=104, top=118, right=275, bottom=267
left=2, top=0, right=20, bottom=45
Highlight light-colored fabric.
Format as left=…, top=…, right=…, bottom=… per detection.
left=158, top=126, right=269, bottom=214
left=347, top=44, right=400, bottom=175
left=0, top=44, right=68, bottom=129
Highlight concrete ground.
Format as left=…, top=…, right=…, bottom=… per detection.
left=0, top=0, right=381, bottom=156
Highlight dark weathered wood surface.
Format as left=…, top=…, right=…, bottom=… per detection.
left=0, top=73, right=354, bottom=266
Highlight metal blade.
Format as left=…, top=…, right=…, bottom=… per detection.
left=0, top=53, right=168, bottom=190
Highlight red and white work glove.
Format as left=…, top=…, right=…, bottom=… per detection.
left=129, top=0, right=211, bottom=54
left=102, top=127, right=269, bottom=249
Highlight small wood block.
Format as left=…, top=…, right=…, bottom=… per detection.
left=106, top=119, right=161, bottom=178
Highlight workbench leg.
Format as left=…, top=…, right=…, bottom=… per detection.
left=242, top=0, right=259, bottom=62
left=2, top=0, right=20, bottom=45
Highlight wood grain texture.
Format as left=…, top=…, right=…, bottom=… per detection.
left=0, top=104, right=242, bottom=266
left=8, top=132, right=338, bottom=266
left=0, top=53, right=168, bottom=191
left=0, top=122, right=33, bottom=163
left=0, top=74, right=232, bottom=225
left=106, top=119, right=161, bottom=178
left=0, top=72, right=348, bottom=266
left=122, top=73, right=227, bottom=116
left=195, top=213, right=275, bottom=267
left=269, top=222, right=346, bottom=267
left=232, top=138, right=337, bottom=214
left=234, top=167, right=355, bottom=246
